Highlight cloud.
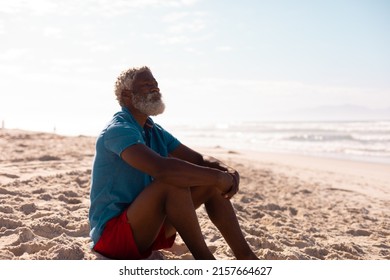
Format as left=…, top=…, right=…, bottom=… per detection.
left=50, top=57, right=91, bottom=67
left=43, top=27, right=62, bottom=38
left=185, top=47, right=203, bottom=55
left=89, top=44, right=115, bottom=53
left=0, top=49, right=30, bottom=61
left=163, top=10, right=209, bottom=33
left=216, top=46, right=233, bottom=52
left=0, top=20, right=4, bottom=34
left=0, top=0, right=57, bottom=15
left=0, top=1, right=25, bottom=13
left=77, top=40, right=116, bottom=53
left=148, top=34, right=192, bottom=45
left=167, top=18, right=207, bottom=34
left=145, top=32, right=212, bottom=45
left=162, top=12, right=189, bottom=23
left=0, top=0, right=201, bottom=16
left=144, top=10, right=211, bottom=45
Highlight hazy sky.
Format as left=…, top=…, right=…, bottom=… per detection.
left=0, top=0, right=389, bottom=135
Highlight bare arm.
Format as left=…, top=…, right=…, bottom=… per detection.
left=169, top=144, right=240, bottom=199
left=120, top=144, right=233, bottom=194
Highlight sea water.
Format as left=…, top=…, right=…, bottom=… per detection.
left=169, top=120, right=390, bottom=164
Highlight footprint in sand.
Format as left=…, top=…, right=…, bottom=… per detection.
left=0, top=217, right=23, bottom=229
left=31, top=222, right=66, bottom=239
left=20, top=203, right=37, bottom=215
left=0, top=173, right=20, bottom=179
left=331, top=242, right=364, bottom=256
left=8, top=227, right=36, bottom=245
left=303, top=247, right=329, bottom=260
left=49, top=243, right=85, bottom=260
left=346, top=229, right=372, bottom=236
left=58, top=194, right=82, bottom=204
left=0, top=205, right=13, bottom=214
left=7, top=240, right=56, bottom=257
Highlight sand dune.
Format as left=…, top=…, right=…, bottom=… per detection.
left=0, top=129, right=389, bottom=260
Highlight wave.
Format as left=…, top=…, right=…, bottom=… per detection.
left=286, top=134, right=355, bottom=142
left=172, top=120, right=390, bottom=164
left=285, top=133, right=390, bottom=143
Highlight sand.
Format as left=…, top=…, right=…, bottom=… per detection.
left=0, top=128, right=389, bottom=260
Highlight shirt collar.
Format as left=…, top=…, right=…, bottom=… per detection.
left=145, top=118, right=154, bottom=129
left=121, top=107, right=155, bottom=130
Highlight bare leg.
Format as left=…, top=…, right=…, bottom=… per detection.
left=126, top=180, right=215, bottom=259
left=205, top=193, right=258, bottom=259
left=190, top=186, right=258, bottom=259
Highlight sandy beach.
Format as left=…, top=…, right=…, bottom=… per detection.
left=0, top=129, right=389, bottom=260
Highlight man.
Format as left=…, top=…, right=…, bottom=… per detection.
left=89, top=66, right=258, bottom=260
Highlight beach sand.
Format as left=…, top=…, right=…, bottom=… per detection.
left=0, top=129, right=389, bottom=260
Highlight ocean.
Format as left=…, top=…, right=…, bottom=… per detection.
left=169, top=120, right=390, bottom=164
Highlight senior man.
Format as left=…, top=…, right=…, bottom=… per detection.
left=89, top=66, right=258, bottom=260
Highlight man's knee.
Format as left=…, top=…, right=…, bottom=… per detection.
left=150, top=179, right=190, bottom=196
left=191, top=185, right=219, bottom=209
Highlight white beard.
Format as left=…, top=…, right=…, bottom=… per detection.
left=131, top=91, right=165, bottom=116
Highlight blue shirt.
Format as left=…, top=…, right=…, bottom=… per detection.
left=89, top=107, right=181, bottom=245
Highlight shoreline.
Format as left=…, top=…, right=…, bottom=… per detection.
left=200, top=146, right=390, bottom=189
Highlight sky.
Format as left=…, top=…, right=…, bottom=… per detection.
left=0, top=0, right=389, bottom=135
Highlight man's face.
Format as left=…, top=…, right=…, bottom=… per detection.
left=128, top=70, right=165, bottom=116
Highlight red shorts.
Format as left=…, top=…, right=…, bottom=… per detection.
left=93, top=209, right=176, bottom=259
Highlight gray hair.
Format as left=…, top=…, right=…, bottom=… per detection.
left=114, top=66, right=151, bottom=106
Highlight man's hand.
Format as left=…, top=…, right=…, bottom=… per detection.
left=222, top=170, right=240, bottom=199
left=230, top=170, right=240, bottom=188
left=216, top=171, right=232, bottom=197
left=217, top=170, right=240, bottom=199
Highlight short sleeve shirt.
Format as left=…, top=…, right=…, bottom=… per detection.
left=89, top=107, right=181, bottom=244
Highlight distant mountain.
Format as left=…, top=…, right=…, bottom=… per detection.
left=287, top=104, right=390, bottom=121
